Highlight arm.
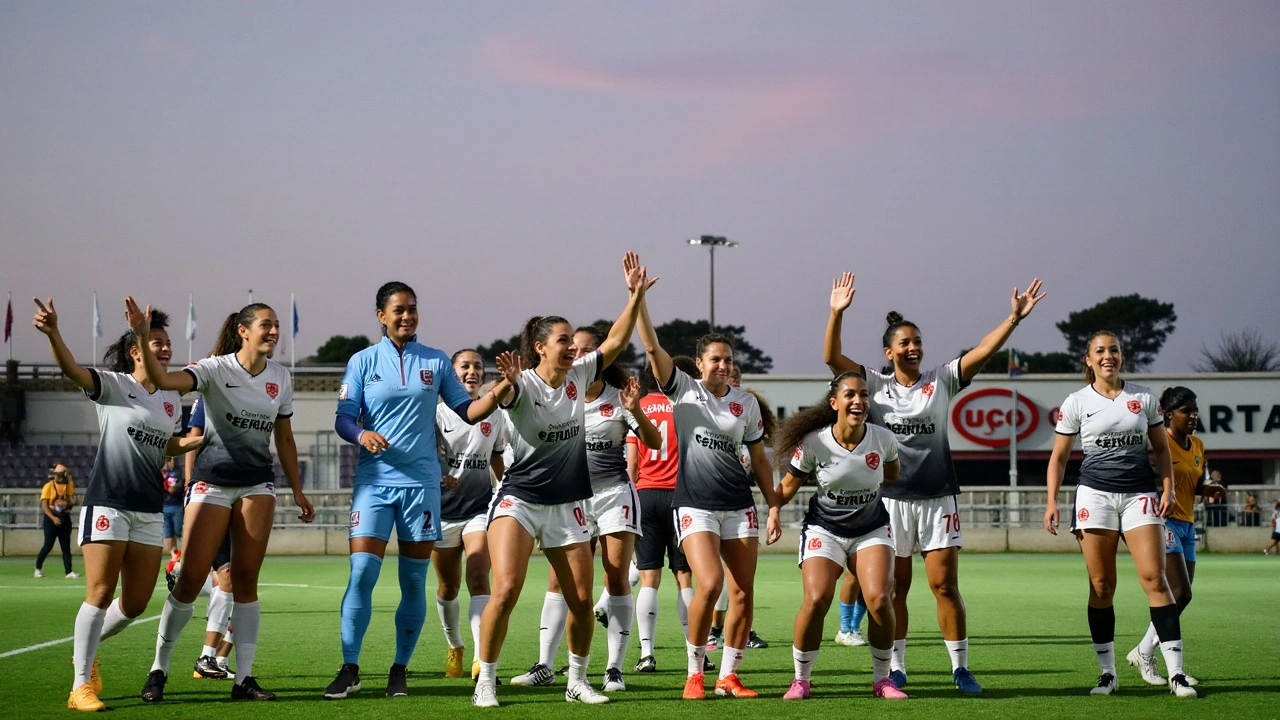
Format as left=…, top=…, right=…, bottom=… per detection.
left=823, top=273, right=863, bottom=376
left=462, top=372, right=515, bottom=423
left=958, top=278, right=1045, bottom=383
left=598, top=251, right=656, bottom=369
left=621, top=376, right=661, bottom=450
left=882, top=459, right=900, bottom=486
left=775, top=470, right=807, bottom=507
left=1147, top=425, right=1174, bottom=516
left=124, top=297, right=197, bottom=392
left=747, top=442, right=782, bottom=545
left=1044, top=432, right=1075, bottom=534
left=165, top=436, right=204, bottom=456
left=32, top=299, right=95, bottom=391
left=636, top=292, right=673, bottom=388
left=626, top=442, right=639, bottom=484
left=41, top=497, right=58, bottom=524
left=183, top=427, right=203, bottom=484
left=273, top=418, right=315, bottom=523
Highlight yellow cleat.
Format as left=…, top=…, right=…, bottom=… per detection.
left=68, top=683, right=105, bottom=712
left=446, top=646, right=465, bottom=678
left=471, top=659, right=480, bottom=683
left=89, top=656, right=102, bottom=694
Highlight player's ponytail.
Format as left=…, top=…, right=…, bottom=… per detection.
left=744, top=387, right=777, bottom=444
left=210, top=313, right=242, bottom=357
left=772, top=371, right=860, bottom=473
left=103, top=309, right=171, bottom=373
left=520, top=315, right=568, bottom=369
left=882, top=311, right=919, bottom=349
left=1160, top=386, right=1197, bottom=425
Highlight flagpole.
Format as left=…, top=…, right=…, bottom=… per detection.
left=6, top=291, right=11, bottom=361
left=290, top=292, right=296, bottom=372
left=187, top=291, right=194, bottom=365
left=92, top=292, right=98, bottom=369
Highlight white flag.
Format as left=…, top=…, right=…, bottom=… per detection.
left=92, top=293, right=103, bottom=338
left=186, top=293, right=197, bottom=341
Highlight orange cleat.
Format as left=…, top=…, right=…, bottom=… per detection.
left=446, top=646, right=465, bottom=679
left=89, top=656, right=102, bottom=694
left=68, top=683, right=105, bottom=712
left=683, top=672, right=705, bottom=700
left=714, top=674, right=758, bottom=698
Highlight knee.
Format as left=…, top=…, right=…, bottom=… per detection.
left=929, top=578, right=962, bottom=603
left=85, top=584, right=115, bottom=608
left=604, top=568, right=630, bottom=596
left=121, top=597, right=151, bottom=618
left=1089, top=577, right=1116, bottom=601
left=228, top=568, right=258, bottom=598
left=465, top=570, right=490, bottom=596
left=800, top=592, right=831, bottom=617
left=864, top=589, right=892, bottom=615
left=1137, top=570, right=1168, bottom=596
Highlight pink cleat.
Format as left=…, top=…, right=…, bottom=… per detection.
left=782, top=679, right=810, bottom=700
left=874, top=676, right=908, bottom=699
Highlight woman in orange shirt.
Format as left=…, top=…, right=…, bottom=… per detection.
left=36, top=462, right=78, bottom=579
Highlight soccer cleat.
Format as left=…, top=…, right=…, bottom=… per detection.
left=746, top=630, right=769, bottom=649
left=683, top=673, right=705, bottom=700
left=511, top=663, right=555, bottom=687
left=565, top=681, right=610, bottom=704
left=1185, top=674, right=1199, bottom=686
left=889, top=669, right=908, bottom=689
left=703, top=655, right=717, bottom=672
left=834, top=630, right=855, bottom=646
left=216, top=658, right=234, bottom=676
left=472, top=659, right=481, bottom=683
left=66, top=571, right=80, bottom=579
left=34, top=568, right=44, bottom=579
left=714, top=674, right=758, bottom=698
left=68, top=683, right=105, bottom=712
left=1169, top=674, right=1197, bottom=698
left=782, top=678, right=811, bottom=700
left=873, top=676, right=909, bottom=699
left=386, top=663, right=409, bottom=697
left=232, top=676, right=277, bottom=701
left=708, top=626, right=723, bottom=652
left=1090, top=672, right=1117, bottom=695
left=594, top=606, right=609, bottom=629
left=634, top=655, right=657, bottom=673
left=165, top=556, right=180, bottom=592
left=445, top=647, right=465, bottom=679
left=141, top=670, right=167, bottom=702
left=953, top=668, right=982, bottom=694
left=194, top=655, right=229, bottom=679
left=556, top=665, right=570, bottom=676
left=849, top=630, right=867, bottom=646
left=472, top=680, right=499, bottom=708
left=1125, top=646, right=1164, bottom=685
left=603, top=667, right=626, bottom=692
left=323, top=663, right=362, bottom=699
left=89, top=656, right=102, bottom=694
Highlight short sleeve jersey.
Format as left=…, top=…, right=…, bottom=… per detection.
left=585, top=384, right=638, bottom=491
left=501, top=351, right=601, bottom=505
left=791, top=424, right=898, bottom=539
left=437, top=404, right=508, bottom=521
left=41, top=480, right=76, bottom=513
left=864, top=359, right=967, bottom=501
left=628, top=392, right=678, bottom=491
left=183, top=354, right=293, bottom=488
left=1055, top=382, right=1162, bottom=494
left=81, top=370, right=182, bottom=512
left=663, top=369, right=764, bottom=512
left=1168, top=433, right=1206, bottom=523
left=336, top=337, right=472, bottom=489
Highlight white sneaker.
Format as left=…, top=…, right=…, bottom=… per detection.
left=1169, top=674, right=1197, bottom=698
left=65, top=572, right=80, bottom=579
left=471, top=681, right=499, bottom=708
left=565, top=680, right=610, bottom=704
left=603, top=667, right=626, bottom=692
left=34, top=569, right=44, bottom=579
left=834, top=630, right=855, bottom=646
left=1126, top=646, right=1164, bottom=685
left=849, top=630, right=867, bottom=646
left=511, top=663, right=555, bottom=687
left=1090, top=673, right=1117, bottom=695
left=1185, top=674, right=1199, bottom=686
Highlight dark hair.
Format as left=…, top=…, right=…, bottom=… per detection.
left=451, top=348, right=482, bottom=365
left=1160, top=386, right=1197, bottom=425
left=210, top=312, right=242, bottom=357
left=376, top=282, right=416, bottom=336
left=639, top=355, right=699, bottom=395
left=882, top=311, right=920, bottom=349
left=773, top=371, right=865, bottom=472
left=104, top=309, right=171, bottom=373
left=696, top=333, right=735, bottom=359
left=672, top=355, right=699, bottom=379
left=743, top=387, right=777, bottom=444
left=1082, top=330, right=1120, bottom=384
left=573, top=325, right=628, bottom=389
left=520, top=316, right=570, bottom=368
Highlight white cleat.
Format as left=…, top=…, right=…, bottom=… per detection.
left=834, top=631, right=856, bottom=646
left=1185, top=674, right=1199, bottom=686
left=849, top=630, right=867, bottom=646
left=1090, top=673, right=1117, bottom=695
left=603, top=667, right=626, bottom=692
left=1169, top=674, right=1197, bottom=698
left=471, top=681, right=499, bottom=708
left=1126, top=647, right=1164, bottom=685
left=565, top=681, right=610, bottom=704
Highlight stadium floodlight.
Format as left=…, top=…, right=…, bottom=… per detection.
left=686, top=236, right=739, bottom=329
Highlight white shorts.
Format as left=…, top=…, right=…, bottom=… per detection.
left=797, top=523, right=893, bottom=567
left=487, top=492, right=591, bottom=550
left=674, top=506, right=759, bottom=545
left=78, top=505, right=163, bottom=547
left=883, top=495, right=963, bottom=558
left=186, top=480, right=276, bottom=509
left=588, top=482, right=642, bottom=538
left=437, top=513, right=488, bottom=550
left=1071, top=485, right=1165, bottom=533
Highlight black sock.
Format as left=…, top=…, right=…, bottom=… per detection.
left=1175, top=594, right=1192, bottom=615
left=1150, top=604, right=1181, bottom=643
left=1087, top=605, right=1115, bottom=645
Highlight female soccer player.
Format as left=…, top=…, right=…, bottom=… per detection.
left=1126, top=386, right=1223, bottom=686
left=774, top=372, right=907, bottom=701
left=1045, top=331, right=1195, bottom=698
left=127, top=298, right=316, bottom=703
left=33, top=299, right=199, bottom=711
left=823, top=271, right=1044, bottom=693
left=432, top=349, right=508, bottom=682
left=472, top=252, right=651, bottom=708
left=324, top=283, right=513, bottom=700
left=35, top=461, right=77, bottom=580
left=635, top=290, right=782, bottom=701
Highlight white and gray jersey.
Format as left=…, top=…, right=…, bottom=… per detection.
left=864, top=358, right=967, bottom=501
left=663, top=369, right=765, bottom=512
left=501, top=351, right=601, bottom=505
left=790, top=424, right=897, bottom=538
left=82, top=370, right=182, bottom=513
left=182, top=354, right=293, bottom=488
left=1055, top=382, right=1162, bottom=494
left=437, top=403, right=508, bottom=521
left=584, top=383, right=638, bottom=491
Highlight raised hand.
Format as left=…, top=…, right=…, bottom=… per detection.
left=494, top=350, right=522, bottom=385
left=830, top=272, right=855, bottom=313
left=1010, top=278, right=1046, bottom=320
left=623, top=252, right=658, bottom=295
left=32, top=298, right=60, bottom=336
left=620, top=375, right=641, bottom=411
left=123, top=297, right=151, bottom=337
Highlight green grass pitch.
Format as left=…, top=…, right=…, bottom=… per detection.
left=2, top=553, right=1277, bottom=719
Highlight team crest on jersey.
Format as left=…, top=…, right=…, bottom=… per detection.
left=164, top=402, right=174, bottom=417
left=793, top=448, right=802, bottom=460
left=95, top=515, right=110, bottom=532
left=807, top=537, right=822, bottom=551
left=350, top=511, right=361, bottom=528
left=420, top=369, right=434, bottom=386
left=680, top=514, right=693, bottom=531
left=729, top=402, right=743, bottom=417
left=566, top=382, right=578, bottom=400
left=480, top=421, right=493, bottom=437
left=921, top=382, right=935, bottom=398
left=600, top=403, right=615, bottom=418
left=498, top=497, right=514, bottom=510
left=865, top=452, right=881, bottom=470
left=339, top=384, right=349, bottom=401
left=1078, top=508, right=1090, bottom=521
left=265, top=482, right=274, bottom=491
left=192, top=481, right=208, bottom=495
left=265, top=382, right=279, bottom=400
left=1127, top=399, right=1142, bottom=414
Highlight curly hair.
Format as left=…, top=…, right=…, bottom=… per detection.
left=773, top=371, right=865, bottom=473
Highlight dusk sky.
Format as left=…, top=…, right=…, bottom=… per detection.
left=3, top=2, right=1278, bottom=374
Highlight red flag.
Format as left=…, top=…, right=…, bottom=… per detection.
left=3, top=298, right=11, bottom=342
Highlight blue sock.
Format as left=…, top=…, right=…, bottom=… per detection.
left=851, top=596, right=868, bottom=632
left=839, top=602, right=855, bottom=633
left=394, top=556, right=430, bottom=667
left=341, top=552, right=383, bottom=664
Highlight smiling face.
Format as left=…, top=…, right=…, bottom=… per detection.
left=1086, top=333, right=1123, bottom=382
left=697, top=342, right=734, bottom=391
left=1166, top=401, right=1198, bottom=436
left=453, top=350, right=484, bottom=396
left=536, top=322, right=577, bottom=371
left=829, top=374, right=870, bottom=429
left=883, top=326, right=923, bottom=374
left=131, top=328, right=173, bottom=370
left=574, top=330, right=600, bottom=359
left=377, top=291, right=419, bottom=345
left=238, top=309, right=280, bottom=357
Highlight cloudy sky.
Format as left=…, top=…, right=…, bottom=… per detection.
left=3, top=1, right=1277, bottom=373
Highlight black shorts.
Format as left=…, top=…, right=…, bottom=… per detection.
left=1272, top=531, right=1280, bottom=542
left=636, top=489, right=689, bottom=573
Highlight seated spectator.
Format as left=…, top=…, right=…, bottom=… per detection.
left=1242, top=493, right=1261, bottom=527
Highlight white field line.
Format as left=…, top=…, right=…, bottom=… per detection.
left=0, top=614, right=160, bottom=659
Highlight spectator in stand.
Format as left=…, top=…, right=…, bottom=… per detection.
left=1242, top=494, right=1261, bottom=527
left=161, top=457, right=184, bottom=557
left=1204, top=471, right=1228, bottom=527
left=36, top=462, right=78, bottom=579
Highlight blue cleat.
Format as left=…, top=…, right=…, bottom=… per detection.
left=889, top=669, right=907, bottom=689
left=953, top=668, right=982, bottom=694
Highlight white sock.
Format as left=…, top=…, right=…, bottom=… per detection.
left=437, top=597, right=464, bottom=648
left=216, top=655, right=231, bottom=670
left=1138, top=622, right=1159, bottom=656
left=944, top=638, right=969, bottom=672
left=202, top=644, right=218, bottom=658
left=152, top=595, right=195, bottom=674
left=206, top=588, right=233, bottom=635
left=637, top=587, right=659, bottom=657
left=223, top=630, right=233, bottom=645
left=890, top=639, right=906, bottom=673
left=232, top=601, right=260, bottom=685
left=678, top=587, right=694, bottom=638
left=99, top=597, right=134, bottom=641
left=871, top=645, right=893, bottom=681
left=567, top=652, right=589, bottom=686
left=594, top=589, right=608, bottom=617
left=538, top=592, right=568, bottom=668
left=479, top=661, right=498, bottom=687
left=199, top=574, right=214, bottom=599
left=685, top=640, right=705, bottom=676
left=468, top=595, right=489, bottom=661
left=1159, top=639, right=1184, bottom=678
left=719, top=645, right=744, bottom=679
left=606, top=594, right=634, bottom=671
left=792, top=646, right=818, bottom=681
left=73, top=603, right=107, bottom=690
left=1094, top=642, right=1116, bottom=676
left=715, top=584, right=729, bottom=612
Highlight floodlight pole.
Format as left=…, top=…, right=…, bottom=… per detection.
left=688, top=235, right=738, bottom=330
